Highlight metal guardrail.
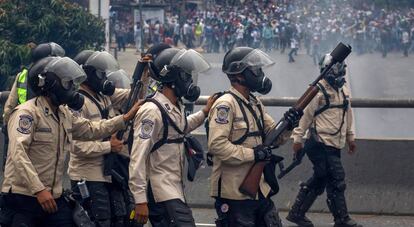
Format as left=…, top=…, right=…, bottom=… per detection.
left=0, top=92, right=413, bottom=108
left=195, top=96, right=414, bottom=108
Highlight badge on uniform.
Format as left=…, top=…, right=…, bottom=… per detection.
left=165, top=103, right=171, bottom=111
left=139, top=119, right=154, bottom=139
left=17, top=114, right=33, bottom=134
left=215, top=105, right=230, bottom=124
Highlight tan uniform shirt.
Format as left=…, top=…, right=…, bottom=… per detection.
left=68, top=88, right=129, bottom=182
left=3, top=75, right=19, bottom=125
left=208, top=87, right=287, bottom=200
left=2, top=96, right=126, bottom=199
left=291, top=80, right=355, bottom=149
left=129, top=92, right=206, bottom=204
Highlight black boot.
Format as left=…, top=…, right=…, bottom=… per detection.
left=327, top=193, right=362, bottom=227
left=334, top=217, right=363, bottom=227
left=286, top=184, right=319, bottom=227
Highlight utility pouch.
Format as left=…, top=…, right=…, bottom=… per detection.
left=264, top=154, right=284, bottom=197
left=184, top=135, right=205, bottom=182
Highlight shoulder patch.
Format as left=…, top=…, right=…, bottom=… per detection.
left=17, top=114, right=34, bottom=134
left=215, top=105, right=230, bottom=124
left=139, top=119, right=155, bottom=139
left=165, top=103, right=171, bottom=111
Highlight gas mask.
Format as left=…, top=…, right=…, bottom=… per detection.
left=169, top=67, right=200, bottom=102
left=241, top=67, right=272, bottom=94
left=42, top=74, right=85, bottom=111
left=325, top=63, right=346, bottom=90
left=84, top=66, right=115, bottom=96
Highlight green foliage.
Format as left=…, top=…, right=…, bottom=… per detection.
left=0, top=0, right=105, bottom=90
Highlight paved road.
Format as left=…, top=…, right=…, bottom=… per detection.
left=190, top=208, right=414, bottom=227
left=118, top=48, right=414, bottom=139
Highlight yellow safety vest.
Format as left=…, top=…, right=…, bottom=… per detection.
left=16, top=69, right=28, bottom=105
left=195, top=25, right=203, bottom=36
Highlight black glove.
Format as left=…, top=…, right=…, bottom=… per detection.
left=253, top=145, right=272, bottom=162
left=284, top=108, right=303, bottom=130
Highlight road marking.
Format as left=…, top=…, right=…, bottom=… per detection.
left=196, top=223, right=215, bottom=226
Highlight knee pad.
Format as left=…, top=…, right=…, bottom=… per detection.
left=303, top=177, right=326, bottom=195
left=329, top=180, right=346, bottom=192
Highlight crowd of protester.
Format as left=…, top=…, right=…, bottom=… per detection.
left=116, top=0, right=414, bottom=61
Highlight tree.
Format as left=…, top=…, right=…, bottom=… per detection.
left=0, top=0, right=105, bottom=90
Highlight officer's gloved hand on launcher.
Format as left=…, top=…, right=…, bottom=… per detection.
left=284, top=108, right=303, bottom=130
left=254, top=145, right=273, bottom=162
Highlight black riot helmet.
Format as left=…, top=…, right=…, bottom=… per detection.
left=146, top=43, right=172, bottom=59
left=319, top=53, right=347, bottom=90
left=222, top=47, right=275, bottom=94
left=31, top=42, right=65, bottom=63
left=148, top=48, right=210, bottom=102
left=82, top=51, right=120, bottom=96
left=28, top=57, right=86, bottom=110
left=73, top=50, right=95, bottom=65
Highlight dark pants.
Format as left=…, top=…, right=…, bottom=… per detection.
left=290, top=139, right=351, bottom=222
left=117, top=36, right=125, bottom=52
left=289, top=48, right=298, bottom=62
left=305, top=143, right=346, bottom=199
left=2, top=193, right=72, bottom=227
left=147, top=184, right=195, bottom=227
left=71, top=181, right=130, bottom=227
left=214, top=197, right=282, bottom=227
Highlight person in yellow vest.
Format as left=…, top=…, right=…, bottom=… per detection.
left=194, top=21, right=204, bottom=47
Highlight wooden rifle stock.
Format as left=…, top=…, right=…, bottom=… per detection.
left=238, top=42, right=352, bottom=198
left=238, top=88, right=318, bottom=198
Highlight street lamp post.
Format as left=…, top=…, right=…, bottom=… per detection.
left=139, top=0, right=145, bottom=53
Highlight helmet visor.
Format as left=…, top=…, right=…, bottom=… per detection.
left=43, top=57, right=86, bottom=90
left=107, top=69, right=131, bottom=89
left=85, top=51, right=120, bottom=73
left=170, top=49, right=211, bottom=75
left=224, top=49, right=275, bottom=74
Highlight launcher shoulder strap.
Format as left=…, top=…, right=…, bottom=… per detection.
left=314, top=83, right=331, bottom=117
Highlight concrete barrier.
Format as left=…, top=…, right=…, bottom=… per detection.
left=1, top=130, right=413, bottom=215
left=184, top=134, right=414, bottom=215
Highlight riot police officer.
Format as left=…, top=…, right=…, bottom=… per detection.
left=286, top=54, right=361, bottom=227
left=129, top=47, right=217, bottom=226
left=207, top=47, right=302, bottom=227
left=0, top=56, right=141, bottom=227
left=68, top=51, right=134, bottom=227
